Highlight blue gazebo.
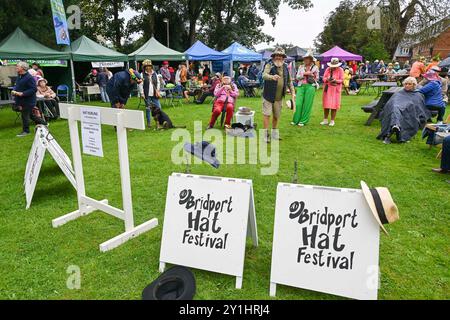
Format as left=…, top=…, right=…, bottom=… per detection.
left=222, top=42, right=262, bottom=62
left=185, top=41, right=230, bottom=61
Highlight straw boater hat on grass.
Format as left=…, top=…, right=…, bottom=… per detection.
left=361, top=181, right=400, bottom=235
left=327, top=57, right=342, bottom=68
left=271, top=47, right=287, bottom=58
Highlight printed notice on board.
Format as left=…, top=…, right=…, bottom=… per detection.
left=81, top=108, right=103, bottom=157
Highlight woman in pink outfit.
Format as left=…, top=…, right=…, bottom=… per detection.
left=207, top=76, right=239, bottom=129
left=321, top=58, right=344, bottom=127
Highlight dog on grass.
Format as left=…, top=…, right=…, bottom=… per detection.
left=147, top=102, right=186, bottom=130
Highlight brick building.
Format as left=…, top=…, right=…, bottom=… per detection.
left=411, top=18, right=450, bottom=60
left=394, top=18, right=450, bottom=62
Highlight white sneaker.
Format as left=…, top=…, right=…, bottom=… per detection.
left=298, top=123, right=305, bottom=127
left=329, top=121, right=336, bottom=127
left=320, top=120, right=329, bottom=126
left=291, top=122, right=296, bottom=126
left=271, top=129, right=282, bottom=141
left=437, top=121, right=444, bottom=125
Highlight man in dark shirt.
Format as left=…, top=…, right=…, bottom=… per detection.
left=13, top=61, right=47, bottom=137
left=106, top=69, right=142, bottom=109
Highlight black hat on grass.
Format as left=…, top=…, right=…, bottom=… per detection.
left=142, top=266, right=196, bottom=300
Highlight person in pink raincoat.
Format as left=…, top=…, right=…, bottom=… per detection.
left=321, top=58, right=344, bottom=127
left=207, top=76, right=239, bottom=129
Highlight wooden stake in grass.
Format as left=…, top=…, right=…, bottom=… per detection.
left=292, top=160, right=299, bottom=184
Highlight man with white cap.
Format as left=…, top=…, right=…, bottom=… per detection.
left=262, top=47, right=295, bottom=143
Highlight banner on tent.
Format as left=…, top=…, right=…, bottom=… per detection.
left=91, top=62, right=125, bottom=68
left=270, top=183, right=380, bottom=300
left=3, top=59, right=68, bottom=67
left=50, top=0, right=71, bottom=46
left=24, top=126, right=76, bottom=209
left=159, top=173, right=258, bottom=289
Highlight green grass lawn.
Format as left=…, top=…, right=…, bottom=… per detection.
left=0, top=91, right=448, bottom=300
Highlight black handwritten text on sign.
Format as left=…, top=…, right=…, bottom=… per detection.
left=289, top=201, right=359, bottom=270
left=179, top=189, right=233, bottom=250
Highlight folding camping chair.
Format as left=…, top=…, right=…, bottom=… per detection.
left=211, top=97, right=235, bottom=128
left=57, top=85, right=70, bottom=103
left=169, top=85, right=184, bottom=108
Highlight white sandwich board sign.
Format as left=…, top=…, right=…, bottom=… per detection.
left=270, top=183, right=380, bottom=300
left=160, top=173, right=258, bottom=289
left=24, top=125, right=76, bottom=209
left=53, top=104, right=158, bottom=252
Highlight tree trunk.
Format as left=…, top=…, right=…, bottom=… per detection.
left=146, top=0, right=156, bottom=38
left=112, top=0, right=121, bottom=49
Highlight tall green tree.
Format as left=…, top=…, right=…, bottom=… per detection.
left=314, top=0, right=390, bottom=61
left=197, top=0, right=312, bottom=50
left=78, top=0, right=127, bottom=50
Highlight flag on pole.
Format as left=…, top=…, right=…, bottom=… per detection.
left=50, top=0, right=71, bottom=46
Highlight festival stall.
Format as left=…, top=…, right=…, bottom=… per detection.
left=287, top=46, right=307, bottom=61
left=0, top=28, right=71, bottom=90
left=222, top=42, right=263, bottom=76
left=185, top=41, right=231, bottom=75
left=0, top=27, right=70, bottom=60
left=63, top=35, right=129, bottom=102
left=129, top=37, right=186, bottom=62
left=319, top=45, right=363, bottom=63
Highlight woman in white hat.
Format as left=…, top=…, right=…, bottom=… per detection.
left=292, top=50, right=319, bottom=127
left=321, top=57, right=344, bottom=126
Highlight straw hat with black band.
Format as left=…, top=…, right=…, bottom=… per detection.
left=361, top=181, right=400, bottom=235
left=327, top=57, right=342, bottom=68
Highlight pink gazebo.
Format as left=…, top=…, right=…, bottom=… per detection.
left=319, top=46, right=363, bottom=62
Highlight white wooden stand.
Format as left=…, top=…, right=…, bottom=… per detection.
left=54, top=104, right=158, bottom=252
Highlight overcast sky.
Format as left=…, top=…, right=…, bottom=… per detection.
left=121, top=0, right=342, bottom=49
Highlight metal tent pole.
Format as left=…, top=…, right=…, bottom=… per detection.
left=70, top=59, right=76, bottom=103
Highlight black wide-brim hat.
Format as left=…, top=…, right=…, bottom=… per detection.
left=142, top=266, right=196, bottom=300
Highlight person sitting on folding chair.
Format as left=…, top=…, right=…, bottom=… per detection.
left=207, top=76, right=239, bottom=130
left=36, top=78, right=60, bottom=119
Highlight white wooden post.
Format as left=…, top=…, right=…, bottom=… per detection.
left=53, top=104, right=159, bottom=252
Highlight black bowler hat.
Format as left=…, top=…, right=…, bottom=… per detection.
left=142, top=266, right=196, bottom=300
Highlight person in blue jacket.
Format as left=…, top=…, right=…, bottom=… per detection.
left=419, top=70, right=446, bottom=124
left=106, top=69, right=142, bottom=109
left=12, top=61, right=47, bottom=137
left=433, top=136, right=450, bottom=174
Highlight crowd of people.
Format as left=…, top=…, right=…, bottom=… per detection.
left=10, top=49, right=448, bottom=174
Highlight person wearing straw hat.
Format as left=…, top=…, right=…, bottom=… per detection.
left=262, top=47, right=295, bottom=143
left=139, top=59, right=162, bottom=128
left=292, top=49, right=319, bottom=127
left=360, top=181, right=400, bottom=235
left=321, top=57, right=344, bottom=127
